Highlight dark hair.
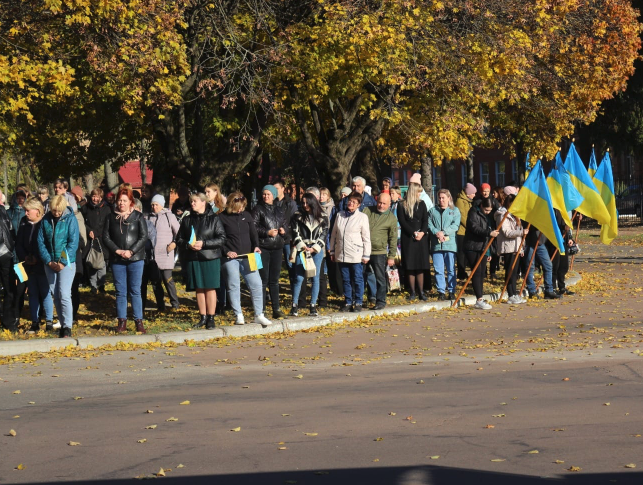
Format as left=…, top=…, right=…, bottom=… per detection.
left=54, top=178, right=69, bottom=190
left=479, top=197, right=493, bottom=209
left=302, top=193, right=323, bottom=220
left=347, top=191, right=363, bottom=205
left=503, top=194, right=516, bottom=209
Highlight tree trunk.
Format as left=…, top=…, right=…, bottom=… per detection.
left=104, top=159, right=120, bottom=194
left=84, top=173, right=95, bottom=193
left=514, top=140, right=526, bottom=184
left=421, top=152, right=434, bottom=202
left=3, top=154, right=8, bottom=198
left=444, top=160, right=458, bottom=198
left=355, top=142, right=378, bottom=191
left=466, top=149, right=475, bottom=184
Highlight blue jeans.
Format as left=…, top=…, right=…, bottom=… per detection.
left=45, top=262, right=75, bottom=329
left=112, top=260, right=144, bottom=320
left=526, top=243, right=553, bottom=294
left=28, top=271, right=53, bottom=323
left=293, top=250, right=324, bottom=306
left=339, top=262, right=364, bottom=306
left=432, top=251, right=456, bottom=294
left=222, top=258, right=264, bottom=317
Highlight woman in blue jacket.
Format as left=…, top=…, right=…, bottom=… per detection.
left=37, top=195, right=79, bottom=338
left=428, top=189, right=460, bottom=300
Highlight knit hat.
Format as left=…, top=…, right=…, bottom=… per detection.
left=341, top=187, right=352, bottom=196
left=70, top=186, right=84, bottom=198
left=263, top=185, right=278, bottom=199
left=503, top=185, right=519, bottom=196
left=408, top=173, right=422, bottom=185
left=151, top=194, right=165, bottom=207
left=481, top=183, right=491, bottom=191
left=382, top=177, right=392, bottom=184
left=464, top=183, right=477, bottom=196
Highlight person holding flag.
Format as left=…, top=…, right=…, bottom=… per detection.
left=592, top=151, right=618, bottom=245
left=495, top=190, right=528, bottom=304
left=37, top=195, right=79, bottom=338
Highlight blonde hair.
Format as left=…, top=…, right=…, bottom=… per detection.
left=436, top=188, right=454, bottom=209
left=24, top=197, right=44, bottom=218
left=49, top=194, right=68, bottom=213
left=189, top=192, right=208, bottom=203
left=225, top=191, right=247, bottom=213
left=403, top=182, right=422, bottom=219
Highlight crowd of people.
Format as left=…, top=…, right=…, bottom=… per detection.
left=0, top=174, right=577, bottom=338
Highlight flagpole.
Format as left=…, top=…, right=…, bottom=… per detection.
left=450, top=210, right=510, bottom=308
left=519, top=237, right=540, bottom=297
left=499, top=223, right=530, bottom=302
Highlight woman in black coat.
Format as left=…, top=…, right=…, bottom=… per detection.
left=81, top=188, right=111, bottom=293
left=251, top=185, right=287, bottom=319
left=176, top=193, right=226, bottom=329
left=463, top=198, right=499, bottom=309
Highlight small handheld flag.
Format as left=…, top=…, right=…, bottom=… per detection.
left=247, top=252, right=263, bottom=271
left=189, top=227, right=196, bottom=245
left=59, top=249, right=68, bottom=265
left=14, top=262, right=28, bottom=283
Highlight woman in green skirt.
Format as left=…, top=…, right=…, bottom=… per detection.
left=176, top=193, right=227, bottom=328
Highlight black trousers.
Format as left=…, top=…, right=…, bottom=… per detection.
left=548, top=243, right=569, bottom=291
left=0, top=253, right=16, bottom=330
left=456, top=235, right=468, bottom=279
left=465, top=250, right=485, bottom=299
left=318, top=257, right=329, bottom=307
left=369, top=254, right=388, bottom=305
left=259, top=248, right=283, bottom=312
left=503, top=253, right=521, bottom=297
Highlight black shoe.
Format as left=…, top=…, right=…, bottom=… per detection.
left=291, top=305, right=299, bottom=317
left=339, top=305, right=352, bottom=312
left=99, top=285, right=106, bottom=294
left=437, top=293, right=447, bottom=301
left=45, top=321, right=54, bottom=332
left=528, top=292, right=542, bottom=300
left=418, top=292, right=428, bottom=301
left=448, top=293, right=456, bottom=300
left=273, top=309, right=287, bottom=319
left=368, top=298, right=376, bottom=306
left=372, top=303, right=386, bottom=310
left=205, top=315, right=216, bottom=329
left=544, top=291, right=561, bottom=299
left=407, top=293, right=417, bottom=301
left=559, top=288, right=574, bottom=295
left=309, top=304, right=318, bottom=316
left=90, top=287, right=98, bottom=295
left=193, top=315, right=207, bottom=328
left=61, top=327, right=71, bottom=338
left=27, top=322, right=39, bottom=334
left=352, top=305, right=362, bottom=313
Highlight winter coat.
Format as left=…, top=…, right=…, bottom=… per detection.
left=0, top=205, right=14, bottom=258
left=495, top=207, right=523, bottom=254
left=176, top=204, right=226, bottom=262
left=473, top=195, right=500, bottom=212
left=291, top=211, right=329, bottom=254
left=428, top=205, right=460, bottom=253
left=81, top=200, right=111, bottom=261
left=252, top=201, right=287, bottom=250
left=275, top=195, right=298, bottom=244
left=75, top=210, right=87, bottom=247
left=219, top=211, right=259, bottom=256
left=363, top=207, right=397, bottom=259
left=15, top=217, right=46, bottom=275
left=454, top=190, right=473, bottom=236
left=398, top=202, right=430, bottom=270
left=7, top=202, right=24, bottom=236
left=146, top=209, right=180, bottom=270
left=463, top=206, right=494, bottom=253
left=103, top=210, right=148, bottom=263
left=37, top=207, right=79, bottom=265
left=329, top=210, right=371, bottom=263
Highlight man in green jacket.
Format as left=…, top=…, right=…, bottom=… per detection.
left=363, top=193, right=398, bottom=310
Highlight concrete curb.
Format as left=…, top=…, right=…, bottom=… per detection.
left=0, top=273, right=580, bottom=357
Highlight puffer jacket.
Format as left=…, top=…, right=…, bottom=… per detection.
left=7, top=202, right=25, bottom=236
left=103, top=209, right=148, bottom=263
left=147, top=208, right=180, bottom=270
left=428, top=205, right=460, bottom=253
left=15, top=217, right=46, bottom=275
left=0, top=206, right=14, bottom=257
left=495, top=207, right=523, bottom=254
left=329, top=210, right=371, bottom=263
left=37, top=207, right=79, bottom=265
left=275, top=195, right=298, bottom=244
left=252, top=201, right=287, bottom=250
left=454, top=190, right=473, bottom=236
left=463, top=206, right=494, bottom=253
left=176, top=204, right=226, bottom=262
left=291, top=211, right=328, bottom=254
left=81, top=200, right=111, bottom=260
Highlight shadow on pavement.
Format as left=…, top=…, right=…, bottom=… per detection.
left=21, top=465, right=643, bottom=485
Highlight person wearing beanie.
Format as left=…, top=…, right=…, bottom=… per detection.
left=251, top=184, right=288, bottom=319
left=455, top=182, right=477, bottom=280
left=340, top=187, right=352, bottom=198
left=473, top=182, right=501, bottom=279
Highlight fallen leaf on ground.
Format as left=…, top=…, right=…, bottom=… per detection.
left=176, top=464, right=185, bottom=468
left=145, top=410, right=154, bottom=414
left=15, top=464, right=25, bottom=470
left=12, top=390, right=20, bottom=394
left=13, top=416, right=19, bottom=419
left=389, top=412, right=396, bottom=416
left=230, top=427, right=241, bottom=432
left=278, top=447, right=288, bottom=450
left=28, top=401, right=35, bottom=405
left=145, top=425, right=157, bottom=429
left=374, top=437, right=384, bottom=441
left=8, top=429, right=16, bottom=437
left=73, top=397, right=83, bottom=400
left=294, top=375, right=303, bottom=379
left=137, top=439, right=147, bottom=443
left=567, top=466, right=581, bottom=472
left=624, top=464, right=636, bottom=468
left=180, top=401, right=190, bottom=405
left=281, top=414, right=290, bottom=417
left=373, top=459, right=380, bottom=462
left=68, top=441, right=81, bottom=446
left=484, top=425, right=495, bottom=429
left=430, top=456, right=440, bottom=460
left=527, top=450, right=539, bottom=454
left=166, top=417, right=178, bottom=422
left=604, top=403, right=611, bottom=406
left=156, top=468, right=165, bottom=477
left=304, top=432, right=318, bottom=436
left=491, top=459, right=506, bottom=462
left=554, top=460, right=565, bottom=464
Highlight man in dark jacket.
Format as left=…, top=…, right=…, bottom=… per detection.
left=274, top=181, right=298, bottom=278
left=338, top=176, right=376, bottom=212
left=0, top=195, right=16, bottom=331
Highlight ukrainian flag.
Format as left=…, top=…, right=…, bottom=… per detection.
left=189, top=227, right=196, bottom=245
left=509, top=160, right=566, bottom=255
left=247, top=252, right=263, bottom=271
left=593, top=152, right=618, bottom=245
left=564, top=143, right=610, bottom=225
left=547, top=155, right=584, bottom=229
left=59, top=249, right=68, bottom=265
left=13, top=262, right=28, bottom=283
left=588, top=147, right=598, bottom=178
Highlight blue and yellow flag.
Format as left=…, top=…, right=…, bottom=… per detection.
left=247, top=252, right=263, bottom=271
left=588, top=147, right=598, bottom=178
left=547, top=156, right=584, bottom=229
left=189, top=226, right=196, bottom=245
left=593, top=152, right=618, bottom=245
left=564, top=143, right=610, bottom=225
left=13, top=262, right=28, bottom=283
left=59, top=249, right=68, bottom=265
left=509, top=161, right=566, bottom=255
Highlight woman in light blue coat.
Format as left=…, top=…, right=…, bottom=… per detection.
left=428, top=189, right=460, bottom=300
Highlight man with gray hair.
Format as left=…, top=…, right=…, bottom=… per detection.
left=338, top=176, right=376, bottom=212
left=306, top=187, right=320, bottom=200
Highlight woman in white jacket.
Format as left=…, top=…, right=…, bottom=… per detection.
left=495, top=193, right=528, bottom=304
left=330, top=191, right=371, bottom=312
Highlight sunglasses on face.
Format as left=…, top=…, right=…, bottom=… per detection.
left=233, top=196, right=246, bottom=202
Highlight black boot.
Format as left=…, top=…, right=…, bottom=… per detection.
left=193, top=315, right=207, bottom=328
left=205, top=315, right=216, bottom=329
left=309, top=304, right=318, bottom=316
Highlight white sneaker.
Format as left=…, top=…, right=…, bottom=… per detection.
left=52, top=321, right=61, bottom=329
left=255, top=314, right=272, bottom=327
left=515, top=296, right=527, bottom=304
left=235, top=314, right=245, bottom=325
left=474, top=299, right=492, bottom=310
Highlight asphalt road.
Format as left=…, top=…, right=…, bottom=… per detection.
left=1, top=248, right=642, bottom=485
